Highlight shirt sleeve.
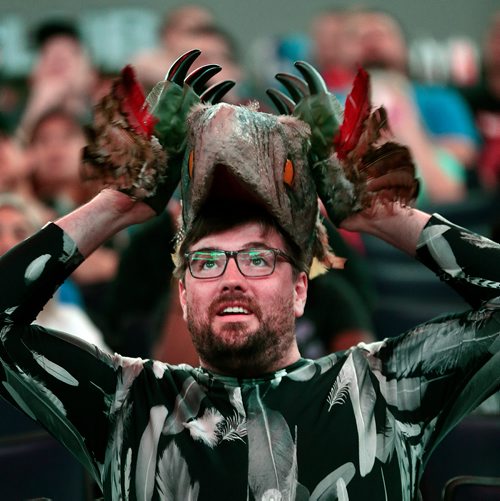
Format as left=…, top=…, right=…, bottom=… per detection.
left=416, top=213, right=500, bottom=307
left=0, top=223, right=120, bottom=484
left=368, top=214, right=500, bottom=461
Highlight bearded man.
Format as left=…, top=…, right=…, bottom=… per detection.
left=0, top=51, right=498, bottom=500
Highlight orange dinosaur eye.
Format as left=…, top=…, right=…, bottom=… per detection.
left=283, top=159, right=294, bottom=186
left=188, top=150, right=194, bottom=179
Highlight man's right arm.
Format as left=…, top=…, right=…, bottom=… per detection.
left=0, top=189, right=156, bottom=484
left=55, top=189, right=157, bottom=257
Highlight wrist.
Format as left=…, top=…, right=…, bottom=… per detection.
left=341, top=205, right=431, bottom=256
left=366, top=206, right=431, bottom=256
left=55, top=189, right=156, bottom=257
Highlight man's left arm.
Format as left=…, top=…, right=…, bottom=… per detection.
left=350, top=206, right=500, bottom=462
left=342, top=203, right=500, bottom=305
left=415, top=213, right=500, bottom=307
left=339, top=205, right=431, bottom=257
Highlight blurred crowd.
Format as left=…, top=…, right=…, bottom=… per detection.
left=0, top=3, right=499, bottom=374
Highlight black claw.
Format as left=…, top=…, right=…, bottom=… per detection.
left=167, top=49, right=201, bottom=85
left=294, top=61, right=328, bottom=95
left=266, top=89, right=295, bottom=115
left=185, top=64, right=222, bottom=93
left=275, top=73, right=308, bottom=102
left=200, top=80, right=235, bottom=103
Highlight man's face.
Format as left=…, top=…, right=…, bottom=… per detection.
left=312, top=14, right=347, bottom=69
left=179, top=221, right=307, bottom=377
left=30, top=115, right=86, bottom=190
left=347, top=13, right=407, bottom=72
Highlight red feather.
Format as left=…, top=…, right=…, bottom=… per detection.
left=118, top=65, right=158, bottom=137
left=333, top=67, right=371, bottom=160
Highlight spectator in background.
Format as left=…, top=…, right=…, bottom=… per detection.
left=134, top=21, right=248, bottom=105
left=0, top=116, right=52, bottom=224
left=27, top=107, right=120, bottom=333
left=0, top=192, right=109, bottom=352
left=309, top=8, right=357, bottom=96
left=344, top=10, right=479, bottom=166
left=130, top=5, right=215, bottom=90
left=17, top=18, right=98, bottom=144
left=181, top=24, right=248, bottom=104
left=28, top=107, right=95, bottom=215
left=370, top=70, right=468, bottom=205
left=342, top=8, right=480, bottom=204
left=458, top=12, right=500, bottom=189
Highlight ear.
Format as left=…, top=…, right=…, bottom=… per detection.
left=178, top=279, right=188, bottom=321
left=293, top=271, right=308, bottom=318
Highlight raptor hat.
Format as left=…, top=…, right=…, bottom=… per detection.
left=83, top=50, right=418, bottom=275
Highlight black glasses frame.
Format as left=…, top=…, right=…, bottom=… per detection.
left=185, top=248, right=295, bottom=279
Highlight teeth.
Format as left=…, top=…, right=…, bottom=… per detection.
left=222, top=306, right=249, bottom=314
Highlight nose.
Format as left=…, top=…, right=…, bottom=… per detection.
left=219, top=254, right=247, bottom=291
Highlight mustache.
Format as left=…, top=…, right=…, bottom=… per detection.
left=208, top=292, right=262, bottom=318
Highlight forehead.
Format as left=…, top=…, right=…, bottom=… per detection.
left=43, top=35, right=81, bottom=53
left=189, top=221, right=286, bottom=251
left=31, top=117, right=84, bottom=146
left=359, top=14, right=401, bottom=39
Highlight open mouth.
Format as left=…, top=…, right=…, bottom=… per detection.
left=218, top=306, right=251, bottom=316
left=202, top=164, right=266, bottom=208
left=217, top=304, right=252, bottom=317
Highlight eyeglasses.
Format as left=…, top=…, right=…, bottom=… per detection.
left=185, top=247, right=295, bottom=279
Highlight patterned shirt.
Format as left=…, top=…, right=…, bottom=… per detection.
left=1, top=214, right=499, bottom=500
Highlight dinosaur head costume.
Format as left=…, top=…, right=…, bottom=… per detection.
left=180, top=102, right=324, bottom=270
left=83, top=49, right=418, bottom=275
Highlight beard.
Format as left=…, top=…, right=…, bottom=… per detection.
left=186, top=291, right=297, bottom=377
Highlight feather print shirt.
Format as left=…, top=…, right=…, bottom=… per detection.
left=0, top=214, right=499, bottom=501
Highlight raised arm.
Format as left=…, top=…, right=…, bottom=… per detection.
left=343, top=204, right=500, bottom=312
left=339, top=205, right=431, bottom=256
left=55, top=189, right=156, bottom=257
left=0, top=196, right=126, bottom=486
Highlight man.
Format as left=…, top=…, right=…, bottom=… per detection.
left=342, top=8, right=480, bottom=170
left=458, top=11, right=500, bottom=188
left=0, top=52, right=499, bottom=500
left=130, top=5, right=216, bottom=90
left=17, top=18, right=97, bottom=144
